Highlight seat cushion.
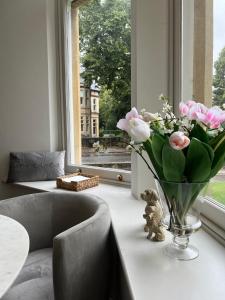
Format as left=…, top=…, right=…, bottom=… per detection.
left=2, top=248, right=54, bottom=300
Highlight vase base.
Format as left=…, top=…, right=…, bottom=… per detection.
left=164, top=243, right=199, bottom=261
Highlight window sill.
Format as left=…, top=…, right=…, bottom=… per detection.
left=66, top=164, right=131, bottom=186
left=15, top=181, right=225, bottom=300
left=194, top=196, right=225, bottom=246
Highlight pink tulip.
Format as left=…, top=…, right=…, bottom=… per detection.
left=196, top=106, right=225, bottom=129
left=179, top=100, right=198, bottom=117
left=186, top=100, right=196, bottom=108
left=179, top=100, right=208, bottom=120
left=188, top=102, right=208, bottom=120
left=117, top=107, right=151, bottom=143
left=179, top=100, right=225, bottom=128
left=179, top=103, right=189, bottom=117
left=169, top=131, right=190, bottom=150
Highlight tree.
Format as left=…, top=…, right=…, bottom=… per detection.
left=213, top=46, right=225, bottom=107
left=99, top=87, right=117, bottom=131
left=79, top=0, right=131, bottom=130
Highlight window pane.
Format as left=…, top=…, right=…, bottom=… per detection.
left=78, top=0, right=131, bottom=171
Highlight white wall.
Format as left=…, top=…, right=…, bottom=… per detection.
left=131, top=0, right=171, bottom=198
left=0, top=0, right=61, bottom=183
left=182, top=0, right=194, bottom=102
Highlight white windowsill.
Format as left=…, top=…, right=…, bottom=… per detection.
left=15, top=181, right=225, bottom=300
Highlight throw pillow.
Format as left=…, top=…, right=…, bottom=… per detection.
left=7, top=151, right=65, bottom=182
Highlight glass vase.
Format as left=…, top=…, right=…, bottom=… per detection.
left=155, top=179, right=208, bottom=260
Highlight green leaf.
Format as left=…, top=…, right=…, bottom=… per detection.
left=162, top=143, right=186, bottom=182
left=210, top=135, right=225, bottom=178
left=201, top=142, right=214, bottom=163
left=151, top=133, right=166, bottom=166
left=186, top=138, right=212, bottom=182
left=209, top=131, right=225, bottom=149
left=190, top=123, right=209, bottom=143
left=143, top=140, right=164, bottom=180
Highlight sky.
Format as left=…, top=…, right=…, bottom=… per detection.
left=213, top=0, right=225, bottom=63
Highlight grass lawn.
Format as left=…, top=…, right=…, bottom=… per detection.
left=207, top=182, right=225, bottom=206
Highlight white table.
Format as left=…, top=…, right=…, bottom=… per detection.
left=0, top=215, right=29, bottom=298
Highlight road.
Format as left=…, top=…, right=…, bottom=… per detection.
left=82, top=152, right=131, bottom=165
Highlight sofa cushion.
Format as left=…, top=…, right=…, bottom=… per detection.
left=2, top=277, right=54, bottom=300
left=13, top=248, right=53, bottom=286
left=2, top=248, right=54, bottom=300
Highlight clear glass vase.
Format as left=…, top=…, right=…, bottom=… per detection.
left=155, top=179, right=208, bottom=260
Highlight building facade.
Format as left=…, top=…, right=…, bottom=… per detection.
left=80, top=81, right=99, bottom=138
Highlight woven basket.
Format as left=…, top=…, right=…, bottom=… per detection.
left=56, top=172, right=99, bottom=192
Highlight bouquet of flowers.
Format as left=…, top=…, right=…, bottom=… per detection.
left=119, top=96, right=225, bottom=215
left=117, top=95, right=225, bottom=183
left=117, top=96, right=225, bottom=259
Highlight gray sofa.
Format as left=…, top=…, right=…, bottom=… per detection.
left=0, top=192, right=112, bottom=300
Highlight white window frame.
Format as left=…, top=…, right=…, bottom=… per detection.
left=195, top=196, right=225, bottom=244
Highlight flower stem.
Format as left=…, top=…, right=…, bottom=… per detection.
left=129, top=144, right=158, bottom=179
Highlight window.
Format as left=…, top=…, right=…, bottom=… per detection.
left=81, top=116, right=84, bottom=132
left=92, top=119, right=97, bottom=135
left=86, top=116, right=89, bottom=133
left=60, top=1, right=225, bottom=235
left=63, top=0, right=131, bottom=183
left=93, top=98, right=96, bottom=111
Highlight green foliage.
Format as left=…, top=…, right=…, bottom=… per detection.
left=144, top=124, right=216, bottom=183
left=190, top=123, right=209, bottom=143
left=210, top=134, right=225, bottom=177
left=213, top=46, right=225, bottom=107
left=99, top=87, right=116, bottom=130
left=151, top=133, right=166, bottom=166
left=185, top=138, right=212, bottom=182
left=79, top=0, right=131, bottom=129
left=142, top=121, right=224, bottom=183
left=162, top=143, right=185, bottom=182
left=142, top=123, right=225, bottom=183
left=201, top=141, right=214, bottom=163
left=209, top=130, right=225, bottom=149
left=143, top=140, right=164, bottom=180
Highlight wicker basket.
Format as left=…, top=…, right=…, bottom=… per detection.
left=56, top=172, right=99, bottom=192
